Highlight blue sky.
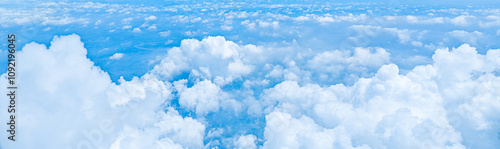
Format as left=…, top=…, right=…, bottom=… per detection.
left=1, top=0, right=500, bottom=148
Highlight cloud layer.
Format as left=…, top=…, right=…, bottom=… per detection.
left=1, top=34, right=499, bottom=148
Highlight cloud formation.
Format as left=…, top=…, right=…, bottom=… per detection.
left=1, top=32, right=499, bottom=148
left=1, top=1, right=498, bottom=148
left=109, top=53, right=125, bottom=60
left=0, top=35, right=205, bottom=149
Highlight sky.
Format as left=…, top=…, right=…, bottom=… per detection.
left=0, top=0, right=499, bottom=148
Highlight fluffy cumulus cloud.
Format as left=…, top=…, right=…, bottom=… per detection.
left=150, top=36, right=261, bottom=86
left=450, top=15, right=475, bottom=27
left=0, top=35, right=205, bottom=149
left=234, top=134, right=257, bottom=149
left=145, top=15, right=157, bottom=21
left=1, top=34, right=499, bottom=149
left=109, top=53, right=125, bottom=60
left=4, top=1, right=500, bottom=148
left=110, top=108, right=205, bottom=149
left=259, top=44, right=500, bottom=149
left=175, top=79, right=241, bottom=116
left=132, top=28, right=142, bottom=33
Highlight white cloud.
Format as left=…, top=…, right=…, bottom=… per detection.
left=448, top=30, right=484, bottom=45
left=406, top=15, right=444, bottom=24
left=316, top=16, right=335, bottom=23
left=257, top=43, right=500, bottom=148
left=109, top=53, right=125, bottom=60
left=159, top=31, right=171, bottom=37
left=450, top=15, right=475, bottom=26
left=348, top=47, right=391, bottom=68
left=259, top=65, right=467, bottom=148
left=3, top=3, right=500, bottom=149
left=191, top=17, right=202, bottom=23
left=263, top=111, right=363, bottom=149
left=479, top=15, right=500, bottom=28
left=241, top=20, right=256, bottom=30
left=147, top=25, right=157, bottom=31
left=165, top=40, right=174, bottom=45
left=110, top=108, right=205, bottom=149
left=307, top=47, right=390, bottom=82
left=145, top=15, right=157, bottom=21
left=234, top=135, right=257, bottom=149
left=411, top=41, right=424, bottom=47
left=177, top=79, right=223, bottom=115
left=121, top=17, right=133, bottom=24
left=237, top=11, right=249, bottom=18
left=228, top=59, right=254, bottom=76
left=176, top=79, right=240, bottom=116
left=95, top=20, right=102, bottom=25
left=172, top=15, right=189, bottom=23
left=184, top=31, right=197, bottom=37
left=122, top=25, right=132, bottom=30
left=0, top=35, right=205, bottom=149
left=150, top=36, right=262, bottom=86
left=221, top=25, right=233, bottom=31
left=2, top=31, right=500, bottom=149
left=294, top=16, right=310, bottom=21
left=132, top=28, right=142, bottom=33
left=349, top=25, right=421, bottom=44
left=335, top=13, right=367, bottom=22
left=258, top=20, right=279, bottom=29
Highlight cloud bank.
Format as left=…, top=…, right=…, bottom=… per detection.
left=1, top=34, right=499, bottom=148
